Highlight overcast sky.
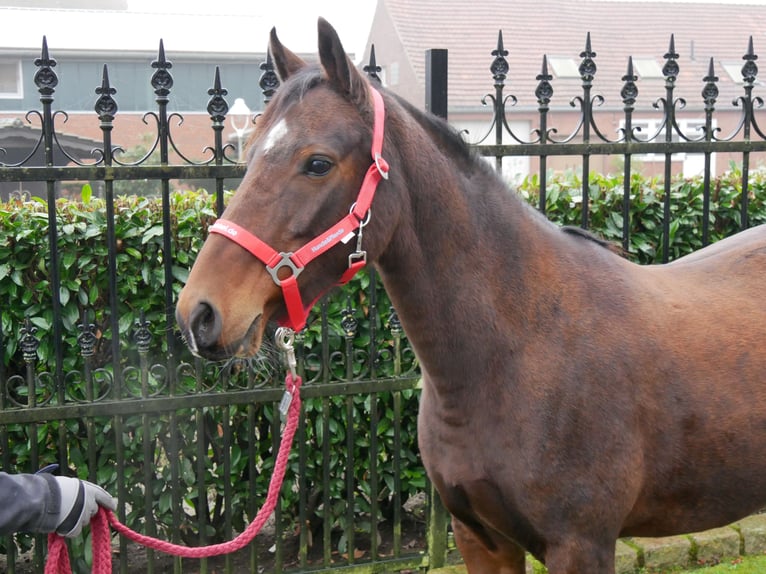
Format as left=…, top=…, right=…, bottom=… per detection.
left=127, top=0, right=379, bottom=61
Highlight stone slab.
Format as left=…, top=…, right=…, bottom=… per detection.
left=736, top=514, right=766, bottom=556
left=690, top=525, right=741, bottom=566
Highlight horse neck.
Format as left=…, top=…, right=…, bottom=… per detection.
left=373, top=107, right=563, bottom=384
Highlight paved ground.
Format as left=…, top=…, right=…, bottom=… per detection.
left=431, top=514, right=766, bottom=573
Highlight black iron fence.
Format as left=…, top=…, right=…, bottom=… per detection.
left=1, top=27, right=766, bottom=574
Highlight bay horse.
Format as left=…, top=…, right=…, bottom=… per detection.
left=176, top=19, right=766, bottom=573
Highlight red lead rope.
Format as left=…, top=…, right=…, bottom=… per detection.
left=45, top=373, right=302, bottom=574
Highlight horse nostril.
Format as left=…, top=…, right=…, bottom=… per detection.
left=189, top=301, right=222, bottom=351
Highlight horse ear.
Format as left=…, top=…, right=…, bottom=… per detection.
left=317, top=18, right=368, bottom=104
left=269, top=27, right=307, bottom=81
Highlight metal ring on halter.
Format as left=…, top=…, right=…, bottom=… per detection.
left=349, top=202, right=372, bottom=227
left=266, top=252, right=304, bottom=286
left=375, top=153, right=390, bottom=180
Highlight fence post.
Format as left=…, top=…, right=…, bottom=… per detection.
left=425, top=49, right=448, bottom=120
left=426, top=480, right=450, bottom=569
left=424, top=47, right=451, bottom=571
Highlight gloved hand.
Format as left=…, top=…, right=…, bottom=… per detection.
left=54, top=476, right=117, bottom=537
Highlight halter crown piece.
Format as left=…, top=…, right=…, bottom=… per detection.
left=209, top=87, right=389, bottom=331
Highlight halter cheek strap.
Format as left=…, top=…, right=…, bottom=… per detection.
left=209, top=86, right=389, bottom=332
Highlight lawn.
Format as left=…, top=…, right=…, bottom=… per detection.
left=645, top=555, right=766, bottom=573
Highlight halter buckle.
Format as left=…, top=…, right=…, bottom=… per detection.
left=267, top=252, right=304, bottom=286
left=374, top=153, right=390, bottom=180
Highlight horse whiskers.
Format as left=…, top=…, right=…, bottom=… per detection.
left=216, top=336, right=283, bottom=380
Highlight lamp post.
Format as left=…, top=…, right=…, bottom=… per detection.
left=229, top=97, right=251, bottom=162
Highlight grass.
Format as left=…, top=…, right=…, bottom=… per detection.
left=640, top=555, right=766, bottom=574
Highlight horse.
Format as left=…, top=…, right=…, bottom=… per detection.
left=175, top=18, right=766, bottom=574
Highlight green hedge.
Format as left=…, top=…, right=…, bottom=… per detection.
left=2, top=167, right=765, bottom=566
left=519, top=166, right=766, bottom=263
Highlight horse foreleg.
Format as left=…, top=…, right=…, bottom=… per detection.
left=542, top=538, right=616, bottom=574
left=452, top=517, right=526, bottom=574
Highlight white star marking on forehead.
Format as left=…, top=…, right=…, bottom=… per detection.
left=262, top=118, right=289, bottom=154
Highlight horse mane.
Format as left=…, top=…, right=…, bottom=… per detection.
left=388, top=90, right=630, bottom=256
left=390, top=90, right=487, bottom=172
left=562, top=225, right=624, bottom=254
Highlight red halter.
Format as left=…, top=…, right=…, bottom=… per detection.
left=209, top=87, right=389, bottom=331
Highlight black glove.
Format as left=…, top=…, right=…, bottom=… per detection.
left=54, top=476, right=116, bottom=537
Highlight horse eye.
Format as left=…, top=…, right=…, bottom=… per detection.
left=305, top=157, right=333, bottom=177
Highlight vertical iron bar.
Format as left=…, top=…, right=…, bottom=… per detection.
left=702, top=58, right=719, bottom=246
left=297, top=404, right=308, bottom=569
left=369, top=393, right=379, bottom=560
left=621, top=58, right=638, bottom=252
left=78, top=310, right=98, bottom=487
left=341, top=304, right=357, bottom=564
left=247, top=384, right=261, bottom=573
left=322, top=394, right=332, bottom=565
left=490, top=31, right=508, bottom=173
left=536, top=56, right=553, bottom=213
left=392, top=388, right=403, bottom=558
left=272, top=402, right=284, bottom=572
left=222, top=383, right=233, bottom=573
left=207, top=66, right=229, bottom=218
left=195, top=359, right=208, bottom=574
left=94, top=63, right=129, bottom=572
left=137, top=314, right=156, bottom=573
left=367, top=270, right=380, bottom=560
left=0, top=325, right=13, bottom=573
left=33, top=38, right=67, bottom=481
left=740, top=36, right=757, bottom=230
left=579, top=33, right=597, bottom=229
left=661, top=35, right=680, bottom=262
left=150, top=42, right=182, bottom=571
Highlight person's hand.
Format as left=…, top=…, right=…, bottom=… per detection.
left=54, top=476, right=117, bottom=537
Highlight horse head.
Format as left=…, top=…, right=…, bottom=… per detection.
left=176, top=19, right=396, bottom=360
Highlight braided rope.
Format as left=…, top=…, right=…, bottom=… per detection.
left=45, top=533, right=72, bottom=574
left=44, top=374, right=302, bottom=573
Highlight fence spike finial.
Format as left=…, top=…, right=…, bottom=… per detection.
left=742, top=36, right=758, bottom=85
left=579, top=32, right=597, bottom=84
left=259, top=49, right=280, bottom=104
left=151, top=39, right=173, bottom=98
left=702, top=57, right=719, bottom=112
left=663, top=34, right=680, bottom=83
left=621, top=56, right=638, bottom=109
left=364, top=44, right=382, bottom=82
left=535, top=55, right=553, bottom=109
left=95, top=64, right=118, bottom=123
left=206, top=66, right=228, bottom=123
left=34, top=35, right=58, bottom=98
left=490, top=30, right=509, bottom=86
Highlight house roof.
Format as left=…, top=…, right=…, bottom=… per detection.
left=375, top=0, right=766, bottom=113
left=0, top=117, right=103, bottom=163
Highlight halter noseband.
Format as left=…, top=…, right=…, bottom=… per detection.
left=208, top=87, right=389, bottom=332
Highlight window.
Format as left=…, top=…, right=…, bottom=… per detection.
left=0, top=61, right=22, bottom=99
left=721, top=61, right=745, bottom=85
left=388, top=61, right=399, bottom=86
left=548, top=56, right=580, bottom=79
left=633, top=58, right=664, bottom=79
